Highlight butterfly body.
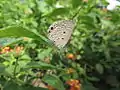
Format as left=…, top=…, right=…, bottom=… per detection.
left=48, top=20, right=75, bottom=48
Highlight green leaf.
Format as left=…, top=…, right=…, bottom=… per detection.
left=87, top=76, right=100, bottom=82
left=0, top=64, right=5, bottom=74
left=101, top=19, right=113, bottom=28
left=38, top=0, right=48, bottom=13
left=79, top=15, right=96, bottom=28
left=24, top=61, right=57, bottom=70
left=37, top=48, right=52, bottom=60
left=61, top=74, right=71, bottom=81
left=3, top=80, right=48, bottom=90
left=23, top=86, right=48, bottom=90
left=3, top=81, right=21, bottom=90
left=19, top=54, right=31, bottom=60
left=45, top=0, right=57, bottom=5
left=42, top=75, right=65, bottom=90
left=0, top=26, right=49, bottom=44
left=106, top=75, right=119, bottom=87
left=110, top=88, right=120, bottom=90
left=81, top=84, right=98, bottom=90
left=95, top=64, right=104, bottom=74
left=46, top=8, right=69, bottom=17
left=71, top=0, right=82, bottom=8
left=81, top=81, right=98, bottom=90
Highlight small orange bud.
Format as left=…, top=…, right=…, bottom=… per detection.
left=66, top=68, right=75, bottom=74
left=66, top=53, right=76, bottom=60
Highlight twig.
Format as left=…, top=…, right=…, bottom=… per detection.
left=13, top=57, right=18, bottom=77
left=71, top=2, right=85, bottom=20
left=71, top=6, right=83, bottom=20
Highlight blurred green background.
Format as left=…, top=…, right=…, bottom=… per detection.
left=0, top=0, right=120, bottom=90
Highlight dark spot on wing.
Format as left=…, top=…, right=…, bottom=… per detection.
left=51, top=27, right=54, bottom=30
left=63, top=31, right=66, bottom=34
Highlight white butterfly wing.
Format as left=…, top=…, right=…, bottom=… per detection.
left=106, top=0, right=120, bottom=5
left=48, top=20, right=75, bottom=48
left=106, top=0, right=120, bottom=10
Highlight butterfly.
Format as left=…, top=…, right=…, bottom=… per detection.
left=106, top=0, right=120, bottom=10
left=47, top=20, right=75, bottom=48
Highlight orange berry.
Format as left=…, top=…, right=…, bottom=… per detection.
left=66, top=53, right=75, bottom=60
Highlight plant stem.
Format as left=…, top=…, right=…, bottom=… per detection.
left=71, top=2, right=85, bottom=20
left=13, top=57, right=18, bottom=77
left=72, top=6, right=82, bottom=20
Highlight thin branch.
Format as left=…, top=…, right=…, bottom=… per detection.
left=71, top=2, right=85, bottom=20
left=71, top=6, right=83, bottom=20
left=13, top=57, right=19, bottom=77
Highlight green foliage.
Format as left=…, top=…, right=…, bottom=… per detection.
left=0, top=38, right=23, bottom=47
left=95, top=63, right=104, bottom=74
left=0, top=0, right=120, bottom=90
left=3, top=80, right=48, bottom=90
left=24, top=61, right=58, bottom=70
left=43, top=75, right=65, bottom=90
left=0, top=26, right=48, bottom=43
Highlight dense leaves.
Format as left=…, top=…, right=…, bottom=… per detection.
left=43, top=75, right=65, bottom=90
left=0, top=26, right=48, bottom=44
left=0, top=0, right=120, bottom=90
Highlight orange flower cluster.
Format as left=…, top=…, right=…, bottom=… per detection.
left=15, top=46, right=23, bottom=54
left=0, top=46, right=23, bottom=54
left=0, top=46, right=12, bottom=54
left=47, top=85, right=56, bottom=90
left=66, top=79, right=81, bottom=90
